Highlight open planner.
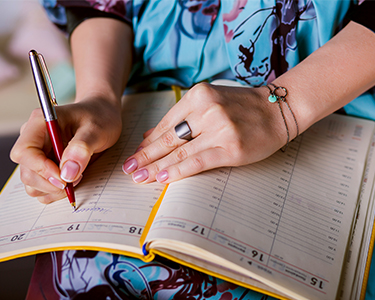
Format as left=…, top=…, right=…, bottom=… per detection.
left=1, top=89, right=375, bottom=300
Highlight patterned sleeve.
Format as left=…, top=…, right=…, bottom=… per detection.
left=40, top=0, right=132, bottom=35
left=347, top=0, right=375, bottom=33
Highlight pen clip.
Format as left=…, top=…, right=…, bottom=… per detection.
left=37, top=53, right=58, bottom=106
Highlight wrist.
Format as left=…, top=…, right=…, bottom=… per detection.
left=75, top=89, right=122, bottom=111
left=252, top=85, right=299, bottom=151
left=264, top=83, right=299, bottom=151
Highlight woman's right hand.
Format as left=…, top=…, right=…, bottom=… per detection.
left=10, top=97, right=122, bottom=204
left=11, top=15, right=134, bottom=204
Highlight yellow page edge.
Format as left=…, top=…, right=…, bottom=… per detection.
left=139, top=184, right=169, bottom=257
left=0, top=245, right=146, bottom=264
left=360, top=215, right=375, bottom=300
left=141, top=85, right=181, bottom=257
left=0, top=165, right=19, bottom=194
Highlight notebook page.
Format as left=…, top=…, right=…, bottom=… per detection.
left=337, top=128, right=375, bottom=300
left=146, top=114, right=375, bottom=300
left=0, top=91, right=174, bottom=261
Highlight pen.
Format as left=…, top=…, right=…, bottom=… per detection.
left=28, top=49, right=76, bottom=210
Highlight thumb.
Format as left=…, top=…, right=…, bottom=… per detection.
left=59, top=129, right=102, bottom=183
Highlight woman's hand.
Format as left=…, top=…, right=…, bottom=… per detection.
left=122, top=82, right=294, bottom=184
left=10, top=97, right=122, bottom=203
left=10, top=16, right=134, bottom=204
left=123, top=21, right=375, bottom=185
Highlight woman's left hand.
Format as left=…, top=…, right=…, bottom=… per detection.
left=122, top=82, right=295, bottom=184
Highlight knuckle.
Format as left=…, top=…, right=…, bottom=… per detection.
left=10, top=145, right=22, bottom=163
left=150, top=163, right=162, bottom=176
left=158, top=117, right=171, bottom=132
left=161, top=131, right=177, bottom=148
left=137, top=148, right=151, bottom=164
left=38, top=191, right=66, bottom=204
left=37, top=197, right=51, bottom=204
left=24, top=185, right=42, bottom=198
left=173, top=165, right=184, bottom=178
left=19, top=122, right=28, bottom=134
left=20, top=169, right=35, bottom=186
left=191, top=82, right=212, bottom=95
left=191, top=156, right=205, bottom=172
left=175, top=147, right=188, bottom=162
left=65, top=140, right=92, bottom=161
left=30, top=108, right=43, bottom=119
left=189, top=83, right=215, bottom=103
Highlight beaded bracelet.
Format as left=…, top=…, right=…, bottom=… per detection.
left=265, top=83, right=299, bottom=152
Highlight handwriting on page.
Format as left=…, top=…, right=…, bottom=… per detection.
left=0, top=92, right=174, bottom=254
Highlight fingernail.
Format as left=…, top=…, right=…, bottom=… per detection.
left=61, top=161, right=80, bottom=182
left=156, top=170, right=169, bottom=183
left=48, top=177, right=65, bottom=190
left=122, top=158, right=138, bottom=174
left=132, top=169, right=149, bottom=183
left=135, top=146, right=143, bottom=153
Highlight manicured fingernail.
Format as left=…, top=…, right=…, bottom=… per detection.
left=132, top=169, right=149, bottom=183
left=156, top=170, right=169, bottom=183
left=135, top=146, right=143, bottom=153
left=122, top=158, right=138, bottom=174
left=60, top=161, right=80, bottom=182
left=48, top=177, right=65, bottom=190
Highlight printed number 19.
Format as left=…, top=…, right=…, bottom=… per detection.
left=67, top=224, right=80, bottom=231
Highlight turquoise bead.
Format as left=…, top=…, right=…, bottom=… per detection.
left=268, top=94, right=277, bottom=103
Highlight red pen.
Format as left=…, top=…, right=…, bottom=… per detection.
left=28, top=50, right=76, bottom=210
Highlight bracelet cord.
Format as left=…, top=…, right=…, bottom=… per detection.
left=265, top=83, right=299, bottom=152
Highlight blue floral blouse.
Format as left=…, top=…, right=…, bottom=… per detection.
left=27, top=1, right=375, bottom=299
left=41, top=0, right=375, bottom=119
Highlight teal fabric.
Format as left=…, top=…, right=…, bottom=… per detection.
left=41, top=0, right=375, bottom=120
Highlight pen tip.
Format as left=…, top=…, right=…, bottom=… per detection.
left=71, top=202, right=76, bottom=211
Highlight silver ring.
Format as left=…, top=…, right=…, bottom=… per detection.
left=175, top=120, right=192, bottom=141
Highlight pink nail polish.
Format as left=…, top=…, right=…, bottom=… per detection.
left=122, top=158, right=138, bottom=174
left=60, top=161, right=80, bottom=182
left=132, top=169, right=149, bottom=183
left=48, top=177, right=65, bottom=190
left=156, top=170, right=169, bottom=183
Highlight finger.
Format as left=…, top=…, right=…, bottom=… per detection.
left=130, top=135, right=205, bottom=183
left=25, top=185, right=67, bottom=204
left=20, top=165, right=66, bottom=193
left=138, top=82, right=214, bottom=147
left=59, top=123, right=119, bottom=183
left=19, top=121, right=28, bottom=135
left=155, top=147, right=230, bottom=184
left=122, top=121, right=194, bottom=175
left=132, top=135, right=229, bottom=183
left=10, top=110, right=65, bottom=188
left=138, top=94, right=195, bottom=147
left=143, top=127, right=155, bottom=139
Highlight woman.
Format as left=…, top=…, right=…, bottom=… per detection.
left=11, top=1, right=375, bottom=299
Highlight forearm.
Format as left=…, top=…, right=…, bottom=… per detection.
left=70, top=17, right=133, bottom=108
left=273, top=21, right=375, bottom=137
